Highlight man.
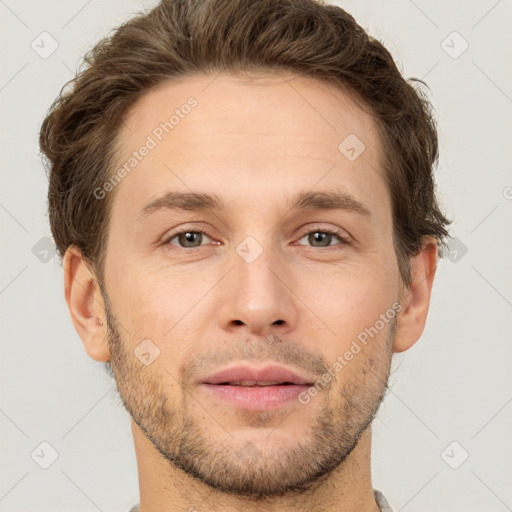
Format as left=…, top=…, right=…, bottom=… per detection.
left=39, top=0, right=450, bottom=510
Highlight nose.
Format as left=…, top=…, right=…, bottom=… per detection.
left=216, top=242, right=299, bottom=337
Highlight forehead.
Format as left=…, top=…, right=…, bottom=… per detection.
left=121, top=71, right=380, bottom=155
left=112, top=71, right=389, bottom=221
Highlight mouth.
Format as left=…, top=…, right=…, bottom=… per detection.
left=199, top=364, right=315, bottom=411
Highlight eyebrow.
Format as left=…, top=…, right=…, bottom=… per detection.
left=139, top=190, right=372, bottom=219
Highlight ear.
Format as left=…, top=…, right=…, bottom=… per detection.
left=63, top=246, right=110, bottom=362
left=394, top=237, right=438, bottom=353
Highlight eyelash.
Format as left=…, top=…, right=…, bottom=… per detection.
left=162, top=226, right=351, bottom=250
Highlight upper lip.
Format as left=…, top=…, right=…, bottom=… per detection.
left=200, top=364, right=315, bottom=386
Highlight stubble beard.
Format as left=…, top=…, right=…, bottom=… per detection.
left=103, top=294, right=394, bottom=499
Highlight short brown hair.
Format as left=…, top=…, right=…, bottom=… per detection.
left=39, top=0, right=450, bottom=287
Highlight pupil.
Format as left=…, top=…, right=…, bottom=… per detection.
left=180, top=232, right=201, bottom=247
left=310, top=232, right=330, bottom=247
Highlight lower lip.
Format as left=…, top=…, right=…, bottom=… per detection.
left=200, top=383, right=310, bottom=411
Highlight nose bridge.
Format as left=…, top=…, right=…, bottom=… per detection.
left=217, top=233, right=298, bottom=335
left=235, top=235, right=280, bottom=296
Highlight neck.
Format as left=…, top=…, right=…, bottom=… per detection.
left=131, top=419, right=380, bottom=512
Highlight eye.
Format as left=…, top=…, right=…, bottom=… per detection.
left=296, top=228, right=350, bottom=248
left=161, top=226, right=350, bottom=251
left=164, top=229, right=213, bottom=248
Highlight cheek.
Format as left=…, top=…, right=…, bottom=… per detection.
left=295, top=259, right=398, bottom=361
left=106, top=261, right=183, bottom=337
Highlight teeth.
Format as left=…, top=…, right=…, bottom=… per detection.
left=228, top=380, right=284, bottom=386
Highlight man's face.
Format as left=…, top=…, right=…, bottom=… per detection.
left=102, top=72, right=403, bottom=497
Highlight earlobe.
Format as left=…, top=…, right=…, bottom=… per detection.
left=63, top=246, right=110, bottom=362
left=393, top=237, right=438, bottom=353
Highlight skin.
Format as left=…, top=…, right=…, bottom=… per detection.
left=63, top=72, right=438, bottom=511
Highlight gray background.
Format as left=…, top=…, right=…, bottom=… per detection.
left=1, top=1, right=511, bottom=510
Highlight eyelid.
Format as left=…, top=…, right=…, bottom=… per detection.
left=160, top=223, right=352, bottom=249
left=294, top=224, right=352, bottom=245
left=160, top=223, right=216, bottom=246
